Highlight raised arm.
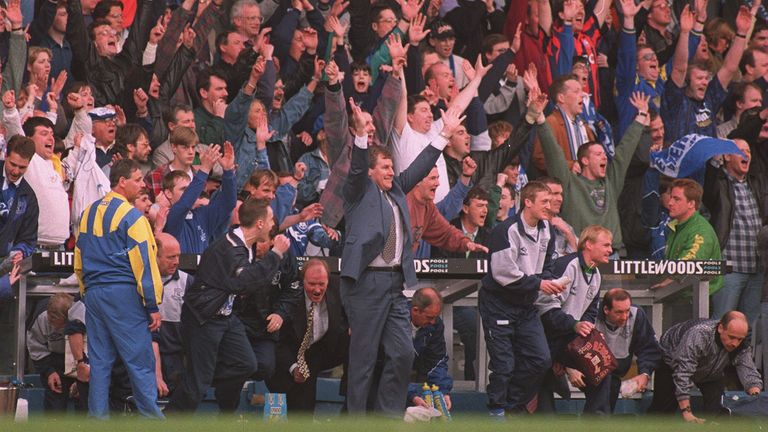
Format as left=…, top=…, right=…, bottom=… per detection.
left=593, top=0, right=613, bottom=27
left=447, top=55, right=492, bottom=114
left=718, top=4, right=757, bottom=89
left=539, top=0, right=553, bottom=36
left=669, top=5, right=694, bottom=88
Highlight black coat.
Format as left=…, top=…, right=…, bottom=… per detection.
left=183, top=229, right=283, bottom=325
left=0, top=162, right=38, bottom=257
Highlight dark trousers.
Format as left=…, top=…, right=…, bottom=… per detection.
left=479, top=290, right=551, bottom=412
left=43, top=373, right=76, bottom=412
left=160, top=352, right=185, bottom=396
left=267, top=371, right=319, bottom=412
left=249, top=338, right=276, bottom=381
left=582, top=374, right=622, bottom=415
left=340, top=270, right=414, bottom=416
left=454, top=306, right=478, bottom=380
left=167, top=305, right=258, bottom=413
left=649, top=362, right=726, bottom=415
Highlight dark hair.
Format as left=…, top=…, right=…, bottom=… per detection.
left=602, top=288, right=631, bottom=310
left=501, top=183, right=515, bottom=200
left=725, top=81, right=762, bottom=114
left=109, top=159, right=140, bottom=188
left=412, top=287, right=442, bottom=310
left=88, top=18, right=114, bottom=40
left=576, top=141, right=602, bottom=168
left=162, top=170, right=190, bottom=192
left=351, top=61, right=372, bottom=75
left=93, top=0, right=123, bottom=21
left=368, top=145, right=393, bottom=169
left=196, top=68, right=228, bottom=96
left=6, top=135, right=35, bottom=161
left=238, top=198, right=270, bottom=228
left=482, top=34, right=508, bottom=55
left=407, top=95, right=430, bottom=114
left=22, top=116, right=55, bottom=138
left=116, top=123, right=148, bottom=148
left=740, top=48, right=759, bottom=74
left=370, top=3, right=395, bottom=22
left=463, top=186, right=489, bottom=206
left=216, top=30, right=237, bottom=54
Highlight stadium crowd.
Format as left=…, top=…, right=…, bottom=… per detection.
left=4, top=0, right=768, bottom=423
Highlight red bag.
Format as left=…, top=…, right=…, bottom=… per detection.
left=565, top=328, right=618, bottom=386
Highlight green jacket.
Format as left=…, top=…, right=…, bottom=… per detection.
left=665, top=211, right=723, bottom=294
left=537, top=120, right=643, bottom=249
left=194, top=106, right=225, bottom=146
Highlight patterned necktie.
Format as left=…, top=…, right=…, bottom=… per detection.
left=382, top=193, right=397, bottom=263
left=296, top=302, right=316, bottom=380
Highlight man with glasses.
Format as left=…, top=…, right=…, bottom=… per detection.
left=89, top=107, right=118, bottom=168
left=614, top=0, right=703, bottom=140
left=231, top=0, right=263, bottom=46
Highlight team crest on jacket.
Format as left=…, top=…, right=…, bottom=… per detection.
left=519, top=246, right=528, bottom=256
left=272, top=271, right=281, bottom=285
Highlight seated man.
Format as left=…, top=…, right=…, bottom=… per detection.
left=408, top=288, right=453, bottom=410
left=649, top=311, right=762, bottom=423
left=585, top=288, right=661, bottom=414
left=266, top=259, right=349, bottom=412
left=27, top=293, right=76, bottom=411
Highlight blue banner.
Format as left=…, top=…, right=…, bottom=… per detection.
left=649, top=134, right=745, bottom=180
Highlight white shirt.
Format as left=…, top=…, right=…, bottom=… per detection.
left=159, top=271, right=189, bottom=323
left=25, top=154, right=70, bottom=245
left=369, top=189, right=405, bottom=266
left=390, top=120, right=450, bottom=203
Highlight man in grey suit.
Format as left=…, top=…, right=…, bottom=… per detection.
left=340, top=97, right=465, bottom=416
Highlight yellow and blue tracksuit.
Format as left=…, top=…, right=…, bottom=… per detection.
left=74, top=191, right=164, bottom=419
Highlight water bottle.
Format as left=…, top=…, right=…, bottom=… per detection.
left=15, top=398, right=28, bottom=422
left=431, top=385, right=452, bottom=421
left=421, top=383, right=434, bottom=408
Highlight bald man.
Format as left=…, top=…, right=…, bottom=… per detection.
left=153, top=233, right=191, bottom=397
left=649, top=311, right=763, bottom=423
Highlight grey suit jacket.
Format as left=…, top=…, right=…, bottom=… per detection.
left=340, top=142, right=442, bottom=287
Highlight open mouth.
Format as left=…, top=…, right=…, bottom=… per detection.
left=599, top=163, right=606, bottom=169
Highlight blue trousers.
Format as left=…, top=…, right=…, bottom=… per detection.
left=711, top=272, right=763, bottom=326
left=84, top=285, right=163, bottom=419
left=582, top=374, right=622, bottom=415
left=340, top=270, right=414, bottom=416
left=479, top=290, right=551, bottom=412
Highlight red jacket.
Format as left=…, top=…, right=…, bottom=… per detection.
left=406, top=192, right=471, bottom=254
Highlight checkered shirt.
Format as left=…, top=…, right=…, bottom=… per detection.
left=723, top=177, right=761, bottom=273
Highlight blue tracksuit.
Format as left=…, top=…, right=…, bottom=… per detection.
left=479, top=213, right=556, bottom=412
left=75, top=191, right=164, bottom=419
left=164, top=169, right=237, bottom=254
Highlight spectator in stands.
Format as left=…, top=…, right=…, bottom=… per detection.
left=194, top=69, right=229, bottom=146
left=649, top=311, right=762, bottom=423
left=29, top=0, right=72, bottom=88
left=640, top=0, right=675, bottom=65
left=296, top=129, right=329, bottom=208
left=408, top=287, right=452, bottom=409
left=267, top=259, right=348, bottom=412
left=662, top=5, right=754, bottom=143
left=535, top=225, right=612, bottom=413
left=74, top=159, right=164, bottom=419
left=586, top=289, right=661, bottom=414
left=89, top=106, right=118, bottom=167
left=479, top=181, right=565, bottom=417
left=614, top=0, right=703, bottom=140
left=153, top=233, right=190, bottom=397
left=493, top=182, right=515, bottom=226
left=531, top=74, right=596, bottom=175
left=144, top=126, right=198, bottom=200
left=22, top=117, right=70, bottom=249
left=230, top=0, right=263, bottom=46
left=705, top=139, right=764, bottom=325
left=114, top=123, right=151, bottom=170
left=151, top=104, right=196, bottom=168
left=539, top=176, right=577, bottom=259
left=162, top=143, right=236, bottom=254
left=0, top=135, right=38, bottom=259
left=717, top=82, right=763, bottom=139
left=433, top=187, right=491, bottom=259
left=167, top=199, right=290, bottom=413
left=427, top=21, right=469, bottom=90
left=535, top=86, right=649, bottom=256
left=27, top=293, right=76, bottom=411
